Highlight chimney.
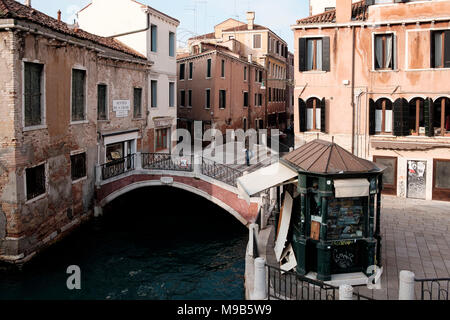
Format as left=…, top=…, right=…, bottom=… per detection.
left=248, top=54, right=253, bottom=63
left=246, top=11, right=255, bottom=30
left=336, top=0, right=352, bottom=23
left=24, top=0, right=31, bottom=7
left=57, top=10, right=61, bottom=22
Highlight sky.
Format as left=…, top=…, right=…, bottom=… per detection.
left=27, top=0, right=309, bottom=50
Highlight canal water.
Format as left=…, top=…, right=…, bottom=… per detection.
left=0, top=187, right=248, bottom=300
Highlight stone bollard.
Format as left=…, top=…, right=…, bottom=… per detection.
left=252, top=257, right=267, bottom=300
left=399, top=270, right=415, bottom=300
left=339, top=284, right=354, bottom=300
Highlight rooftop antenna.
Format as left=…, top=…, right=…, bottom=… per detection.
left=185, top=4, right=198, bottom=36
left=194, top=0, right=208, bottom=36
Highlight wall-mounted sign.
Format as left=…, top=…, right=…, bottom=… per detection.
left=113, top=100, right=130, bottom=118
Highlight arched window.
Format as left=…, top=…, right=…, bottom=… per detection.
left=306, top=98, right=322, bottom=131
left=408, top=98, right=425, bottom=135
left=375, top=98, right=393, bottom=134
left=433, top=97, right=450, bottom=136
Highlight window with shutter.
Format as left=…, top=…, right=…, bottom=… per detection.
left=169, top=32, right=175, bottom=57
left=375, top=99, right=393, bottom=134
left=71, top=153, right=86, bottom=181
left=253, top=34, right=262, bottom=49
left=180, top=90, right=185, bottom=107
left=207, top=59, right=212, bottom=78
left=151, top=25, right=158, bottom=52
left=134, top=88, right=142, bottom=118
left=219, top=90, right=226, bottom=109
left=71, top=69, right=86, bottom=122
left=180, top=64, right=185, bottom=80
left=97, top=84, right=107, bottom=120
left=189, top=62, right=193, bottom=80
left=431, top=30, right=450, bottom=68
left=374, top=34, right=394, bottom=70
left=24, top=62, right=43, bottom=127
left=408, top=98, right=425, bottom=135
left=151, top=80, right=157, bottom=108
left=26, top=164, right=46, bottom=201
left=169, top=82, right=175, bottom=107
left=205, top=89, right=211, bottom=109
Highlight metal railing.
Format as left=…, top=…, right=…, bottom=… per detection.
left=266, top=264, right=337, bottom=300
left=101, top=154, right=135, bottom=180
left=266, top=264, right=375, bottom=301
left=415, top=277, right=450, bottom=300
left=142, top=153, right=194, bottom=172
left=201, top=157, right=243, bottom=187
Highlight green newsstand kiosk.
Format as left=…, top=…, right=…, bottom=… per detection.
left=280, top=140, right=384, bottom=281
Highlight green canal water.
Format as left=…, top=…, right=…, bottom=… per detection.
left=0, top=187, right=248, bottom=300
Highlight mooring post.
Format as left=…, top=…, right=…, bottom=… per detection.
left=399, top=270, right=415, bottom=300
left=252, top=257, right=267, bottom=300
left=339, top=284, right=354, bottom=300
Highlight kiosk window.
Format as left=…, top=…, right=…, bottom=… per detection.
left=326, top=197, right=366, bottom=240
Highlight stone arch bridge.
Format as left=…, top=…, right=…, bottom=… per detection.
left=95, top=152, right=262, bottom=226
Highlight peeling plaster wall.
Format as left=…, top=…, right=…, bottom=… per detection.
left=0, top=26, right=151, bottom=261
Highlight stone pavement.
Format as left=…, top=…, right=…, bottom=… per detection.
left=356, top=196, right=450, bottom=300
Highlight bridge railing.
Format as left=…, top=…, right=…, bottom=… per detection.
left=142, top=153, right=194, bottom=172
left=201, top=157, right=243, bottom=187
left=101, top=154, right=136, bottom=181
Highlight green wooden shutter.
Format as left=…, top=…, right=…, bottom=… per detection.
left=401, top=98, right=409, bottom=136
left=444, top=31, right=450, bottom=68
left=369, top=99, right=376, bottom=135
left=72, top=70, right=86, bottom=121
left=24, top=63, right=43, bottom=127
left=97, top=85, right=107, bottom=120
left=299, top=99, right=306, bottom=132
left=299, top=38, right=307, bottom=72
left=322, top=37, right=330, bottom=72
left=424, top=98, right=434, bottom=137
left=393, top=98, right=403, bottom=136
left=134, top=88, right=142, bottom=118
left=320, top=98, right=326, bottom=133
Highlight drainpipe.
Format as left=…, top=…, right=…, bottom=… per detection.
left=351, top=25, right=356, bottom=155
left=106, top=8, right=150, bottom=38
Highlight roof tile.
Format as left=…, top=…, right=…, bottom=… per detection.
left=0, top=0, right=147, bottom=60
left=296, top=1, right=368, bottom=25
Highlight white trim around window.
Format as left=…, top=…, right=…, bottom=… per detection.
left=70, top=65, right=89, bottom=125
left=22, top=59, right=47, bottom=132
left=371, top=31, right=397, bottom=72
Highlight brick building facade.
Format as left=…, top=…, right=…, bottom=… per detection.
left=177, top=45, right=267, bottom=135
left=0, top=0, right=152, bottom=262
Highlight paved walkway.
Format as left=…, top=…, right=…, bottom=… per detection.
left=357, top=196, right=450, bottom=300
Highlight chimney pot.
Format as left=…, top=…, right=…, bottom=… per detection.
left=336, top=0, right=352, bottom=23
left=24, top=0, right=31, bottom=7
left=57, top=10, right=61, bottom=22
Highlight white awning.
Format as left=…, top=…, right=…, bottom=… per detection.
left=334, top=179, right=370, bottom=198
left=237, top=162, right=298, bottom=203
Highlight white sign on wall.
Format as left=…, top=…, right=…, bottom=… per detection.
left=113, top=100, right=130, bottom=118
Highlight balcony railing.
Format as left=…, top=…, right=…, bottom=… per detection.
left=201, top=157, right=243, bottom=187
left=142, top=153, right=194, bottom=172
left=101, top=154, right=136, bottom=180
